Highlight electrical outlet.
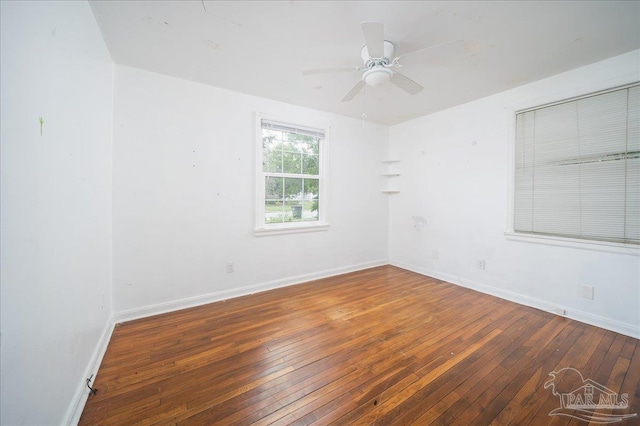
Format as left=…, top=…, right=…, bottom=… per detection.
left=581, top=285, right=594, bottom=300
left=477, top=259, right=485, bottom=270
left=432, top=250, right=439, bottom=260
left=226, top=262, right=234, bottom=273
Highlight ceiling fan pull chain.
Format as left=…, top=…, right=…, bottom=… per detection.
left=362, top=86, right=368, bottom=128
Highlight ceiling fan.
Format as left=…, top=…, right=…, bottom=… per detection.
left=303, top=22, right=461, bottom=102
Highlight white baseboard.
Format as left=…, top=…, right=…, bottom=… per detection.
left=114, top=259, right=389, bottom=324
left=390, top=260, right=640, bottom=339
left=64, top=313, right=116, bottom=425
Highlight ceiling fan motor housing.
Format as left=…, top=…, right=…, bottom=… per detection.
left=361, top=40, right=395, bottom=67
left=361, top=41, right=395, bottom=87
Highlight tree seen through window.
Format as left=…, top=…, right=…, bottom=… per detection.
left=262, top=128, right=320, bottom=224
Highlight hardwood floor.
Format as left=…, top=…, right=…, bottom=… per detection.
left=80, top=266, right=640, bottom=425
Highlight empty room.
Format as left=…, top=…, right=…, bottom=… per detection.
left=1, top=1, right=639, bottom=425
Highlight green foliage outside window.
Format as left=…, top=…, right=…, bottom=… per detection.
left=262, top=129, right=320, bottom=224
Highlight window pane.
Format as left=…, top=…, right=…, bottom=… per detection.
left=294, top=136, right=319, bottom=156
left=262, top=129, right=281, bottom=139
left=286, top=131, right=317, bottom=145
left=626, top=158, right=640, bottom=241
left=283, top=146, right=302, bottom=174
left=262, top=137, right=282, bottom=173
left=304, top=178, right=319, bottom=197
left=532, top=163, right=581, bottom=236
left=263, top=147, right=282, bottom=173
left=534, top=102, right=579, bottom=165
left=265, top=176, right=285, bottom=224
left=514, top=112, right=535, bottom=232
left=286, top=179, right=319, bottom=222
left=578, top=90, right=627, bottom=157
left=284, top=178, right=302, bottom=200
left=284, top=200, right=302, bottom=222
left=265, top=176, right=283, bottom=200
left=629, top=86, right=640, bottom=152
left=265, top=200, right=285, bottom=224
left=308, top=138, right=319, bottom=155
left=304, top=179, right=320, bottom=221
left=303, top=154, right=319, bottom=175
left=580, top=161, right=625, bottom=241
left=302, top=202, right=319, bottom=221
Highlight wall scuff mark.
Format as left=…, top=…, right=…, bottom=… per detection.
left=412, top=216, right=427, bottom=230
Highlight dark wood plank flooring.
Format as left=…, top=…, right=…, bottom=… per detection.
left=80, top=266, right=640, bottom=425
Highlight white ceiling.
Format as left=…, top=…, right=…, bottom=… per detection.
left=89, top=1, right=640, bottom=125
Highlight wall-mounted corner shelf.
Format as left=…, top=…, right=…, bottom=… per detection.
left=381, top=159, right=400, bottom=193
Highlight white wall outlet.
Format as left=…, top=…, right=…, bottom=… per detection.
left=226, top=262, right=234, bottom=273
left=477, top=259, right=485, bottom=270
left=581, top=285, right=594, bottom=300
left=432, top=250, right=439, bottom=260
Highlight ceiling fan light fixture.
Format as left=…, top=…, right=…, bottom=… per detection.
left=307, top=24, right=428, bottom=102
left=363, top=67, right=393, bottom=87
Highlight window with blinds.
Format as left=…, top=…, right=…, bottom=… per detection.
left=255, top=116, right=328, bottom=234
left=514, top=83, right=639, bottom=245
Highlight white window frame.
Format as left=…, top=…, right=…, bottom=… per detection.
left=505, top=83, right=640, bottom=256
left=254, top=113, right=330, bottom=236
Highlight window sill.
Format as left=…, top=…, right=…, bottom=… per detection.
left=504, top=231, right=639, bottom=256
left=254, top=223, right=330, bottom=237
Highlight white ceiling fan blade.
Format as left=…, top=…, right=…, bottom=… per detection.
left=391, top=72, right=424, bottom=95
left=361, top=22, right=384, bottom=58
left=395, top=39, right=465, bottom=63
left=303, top=67, right=360, bottom=76
left=341, top=80, right=365, bottom=102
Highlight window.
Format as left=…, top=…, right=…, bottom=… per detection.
left=255, top=116, right=328, bottom=235
left=513, top=83, right=639, bottom=246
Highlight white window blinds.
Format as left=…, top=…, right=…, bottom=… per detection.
left=514, top=83, right=640, bottom=245
left=261, top=119, right=326, bottom=139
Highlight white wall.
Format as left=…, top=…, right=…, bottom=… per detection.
left=112, top=66, right=389, bottom=315
left=389, top=50, right=640, bottom=337
left=0, top=1, right=113, bottom=424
